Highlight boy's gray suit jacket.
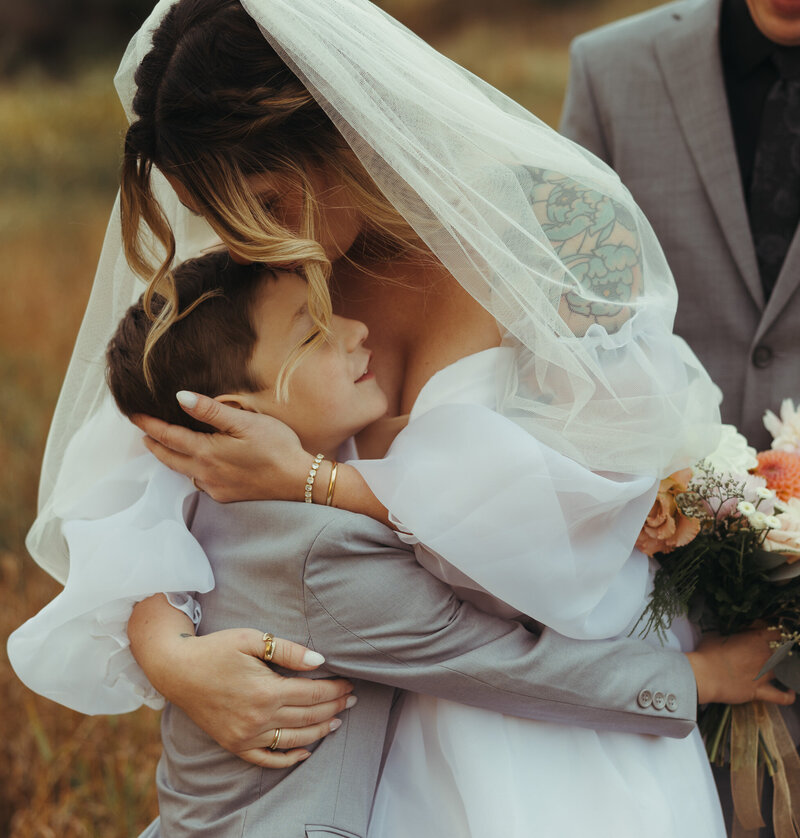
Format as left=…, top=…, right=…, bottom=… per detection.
left=141, top=498, right=696, bottom=838
left=560, top=0, right=800, bottom=450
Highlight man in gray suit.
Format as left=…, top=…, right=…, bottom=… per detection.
left=141, top=497, right=706, bottom=836
left=560, top=1, right=800, bottom=832
left=560, top=0, right=800, bottom=450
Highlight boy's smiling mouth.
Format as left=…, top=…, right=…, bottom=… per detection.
left=355, top=352, right=373, bottom=383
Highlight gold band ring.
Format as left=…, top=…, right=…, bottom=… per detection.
left=268, top=728, right=282, bottom=751
left=262, top=632, right=276, bottom=663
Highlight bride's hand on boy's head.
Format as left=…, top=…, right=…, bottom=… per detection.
left=131, top=391, right=309, bottom=504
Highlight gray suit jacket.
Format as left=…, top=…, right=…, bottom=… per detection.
left=560, top=0, right=800, bottom=450
left=142, top=499, right=696, bottom=837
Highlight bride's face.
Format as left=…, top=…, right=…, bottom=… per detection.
left=166, top=168, right=365, bottom=264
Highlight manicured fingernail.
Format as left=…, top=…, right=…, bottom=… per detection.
left=329, top=719, right=342, bottom=732
left=176, top=390, right=198, bottom=409
left=303, top=650, right=325, bottom=666
left=298, top=751, right=311, bottom=760
left=345, top=695, right=358, bottom=709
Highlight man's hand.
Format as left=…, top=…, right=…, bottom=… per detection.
left=687, top=628, right=796, bottom=706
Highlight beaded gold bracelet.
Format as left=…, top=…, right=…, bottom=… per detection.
left=304, top=453, right=325, bottom=503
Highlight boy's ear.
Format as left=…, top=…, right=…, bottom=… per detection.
left=214, top=393, right=258, bottom=413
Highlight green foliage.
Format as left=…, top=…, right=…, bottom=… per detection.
left=650, top=526, right=800, bottom=637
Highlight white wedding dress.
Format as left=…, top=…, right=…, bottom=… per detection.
left=353, top=347, right=725, bottom=838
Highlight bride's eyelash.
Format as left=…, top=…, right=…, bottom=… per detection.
left=302, top=329, right=320, bottom=346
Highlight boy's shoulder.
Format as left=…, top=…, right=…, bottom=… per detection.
left=191, top=495, right=405, bottom=566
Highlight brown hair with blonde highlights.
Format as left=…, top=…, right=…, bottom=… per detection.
left=120, top=0, right=425, bottom=387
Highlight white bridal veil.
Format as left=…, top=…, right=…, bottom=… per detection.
left=27, top=0, right=721, bottom=584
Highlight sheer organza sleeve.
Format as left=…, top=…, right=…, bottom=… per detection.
left=351, top=349, right=658, bottom=640
left=7, top=399, right=214, bottom=714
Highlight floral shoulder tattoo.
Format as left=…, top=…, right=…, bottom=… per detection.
left=528, top=168, right=642, bottom=333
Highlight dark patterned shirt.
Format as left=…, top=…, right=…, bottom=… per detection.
left=720, top=0, right=800, bottom=205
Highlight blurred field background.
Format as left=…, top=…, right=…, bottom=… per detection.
left=0, top=0, right=661, bottom=834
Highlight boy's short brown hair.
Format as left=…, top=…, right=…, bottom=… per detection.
left=107, top=251, right=273, bottom=432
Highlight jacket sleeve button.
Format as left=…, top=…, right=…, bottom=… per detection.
left=637, top=689, right=653, bottom=708
left=666, top=693, right=678, bottom=712
left=652, top=691, right=666, bottom=710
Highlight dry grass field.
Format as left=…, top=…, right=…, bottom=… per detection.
left=0, top=1, right=658, bottom=834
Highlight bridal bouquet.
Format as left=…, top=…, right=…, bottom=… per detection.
left=635, top=400, right=800, bottom=834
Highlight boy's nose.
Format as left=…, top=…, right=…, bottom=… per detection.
left=343, top=317, right=369, bottom=350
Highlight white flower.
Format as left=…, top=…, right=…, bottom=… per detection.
left=765, top=516, right=782, bottom=530
left=764, top=497, right=800, bottom=558
left=763, top=399, right=800, bottom=454
left=701, top=425, right=758, bottom=475
left=749, top=511, right=768, bottom=530
left=756, top=487, right=775, bottom=500
left=739, top=475, right=779, bottom=517
left=775, top=499, right=789, bottom=514
left=738, top=501, right=756, bottom=516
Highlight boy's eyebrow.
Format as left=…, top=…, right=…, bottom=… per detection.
left=291, top=302, right=309, bottom=324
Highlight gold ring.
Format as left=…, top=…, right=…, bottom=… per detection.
left=268, top=728, right=282, bottom=751
left=262, top=632, right=276, bottom=662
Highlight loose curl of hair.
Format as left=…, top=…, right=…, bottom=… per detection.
left=121, top=0, right=426, bottom=389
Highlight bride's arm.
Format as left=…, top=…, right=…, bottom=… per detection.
left=128, top=594, right=356, bottom=767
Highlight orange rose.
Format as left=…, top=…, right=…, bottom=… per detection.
left=636, top=468, right=701, bottom=557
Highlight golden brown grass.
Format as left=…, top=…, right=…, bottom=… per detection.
left=0, top=65, right=162, bottom=837
left=0, top=218, right=164, bottom=834
left=0, top=2, right=659, bottom=833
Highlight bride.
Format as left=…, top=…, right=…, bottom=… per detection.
left=8, top=0, right=790, bottom=835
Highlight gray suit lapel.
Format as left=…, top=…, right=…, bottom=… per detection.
left=758, top=230, right=800, bottom=341
left=655, top=0, right=763, bottom=309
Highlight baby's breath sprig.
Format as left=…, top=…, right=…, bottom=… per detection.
left=768, top=626, right=800, bottom=651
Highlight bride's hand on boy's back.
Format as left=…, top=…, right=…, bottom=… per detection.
left=133, top=392, right=309, bottom=503
left=129, top=594, right=355, bottom=768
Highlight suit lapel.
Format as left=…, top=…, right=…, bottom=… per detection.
left=654, top=0, right=763, bottom=309
left=757, top=229, right=800, bottom=341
